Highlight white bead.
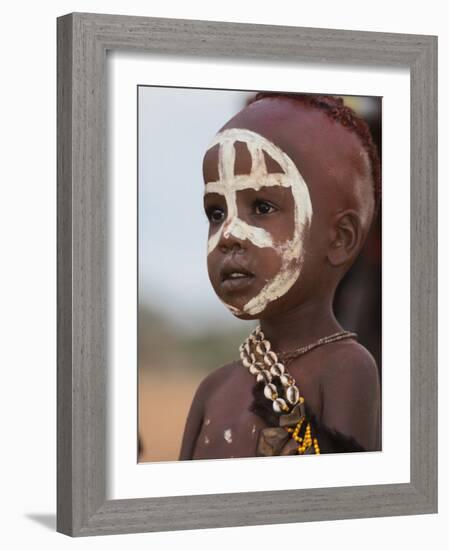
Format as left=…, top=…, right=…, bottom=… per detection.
left=286, top=385, right=300, bottom=405
left=273, top=398, right=288, bottom=413
left=257, top=340, right=271, bottom=354
left=270, top=362, right=285, bottom=377
left=241, top=356, right=252, bottom=368
left=249, top=362, right=264, bottom=375
left=255, top=343, right=265, bottom=356
left=263, top=350, right=278, bottom=367
left=257, top=370, right=272, bottom=384
left=264, top=383, right=278, bottom=400
left=280, top=374, right=294, bottom=386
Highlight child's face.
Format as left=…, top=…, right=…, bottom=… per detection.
left=203, top=127, right=313, bottom=318
left=203, top=97, right=374, bottom=320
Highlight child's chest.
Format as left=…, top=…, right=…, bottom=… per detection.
left=191, top=362, right=322, bottom=460
left=192, top=388, right=266, bottom=459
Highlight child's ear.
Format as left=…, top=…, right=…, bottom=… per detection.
left=327, top=210, right=363, bottom=267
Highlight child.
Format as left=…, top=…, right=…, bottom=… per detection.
left=179, top=92, right=381, bottom=459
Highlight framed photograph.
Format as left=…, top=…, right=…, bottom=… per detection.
left=57, top=12, right=437, bottom=536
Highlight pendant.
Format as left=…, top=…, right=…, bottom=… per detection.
left=256, top=402, right=309, bottom=457
left=256, top=427, right=290, bottom=456
left=278, top=402, right=306, bottom=428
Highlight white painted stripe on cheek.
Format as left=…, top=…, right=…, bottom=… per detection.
left=203, top=128, right=313, bottom=316
left=207, top=217, right=274, bottom=254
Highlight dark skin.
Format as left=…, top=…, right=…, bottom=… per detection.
left=179, top=97, right=380, bottom=460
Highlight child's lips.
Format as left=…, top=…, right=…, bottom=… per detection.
left=221, top=267, right=255, bottom=291
left=220, top=273, right=255, bottom=292
left=220, top=262, right=256, bottom=292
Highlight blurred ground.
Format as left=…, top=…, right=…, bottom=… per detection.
left=137, top=314, right=255, bottom=462
left=138, top=367, right=205, bottom=462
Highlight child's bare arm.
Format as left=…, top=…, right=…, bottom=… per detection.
left=178, top=377, right=208, bottom=460
left=178, top=363, right=235, bottom=460
left=320, top=345, right=381, bottom=451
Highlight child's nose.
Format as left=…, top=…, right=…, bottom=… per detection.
left=219, top=217, right=246, bottom=252
left=222, top=215, right=237, bottom=239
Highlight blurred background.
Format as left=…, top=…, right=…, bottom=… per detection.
left=138, top=87, right=382, bottom=463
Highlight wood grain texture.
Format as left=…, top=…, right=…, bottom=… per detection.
left=57, top=13, right=74, bottom=536
left=56, top=12, right=438, bottom=536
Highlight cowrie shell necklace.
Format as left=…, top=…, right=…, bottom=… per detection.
left=239, top=325, right=357, bottom=415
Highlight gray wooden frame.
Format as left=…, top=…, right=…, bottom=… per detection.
left=57, top=12, right=438, bottom=537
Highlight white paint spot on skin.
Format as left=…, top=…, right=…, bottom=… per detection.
left=204, top=128, right=313, bottom=316
left=251, top=424, right=257, bottom=437
left=204, top=418, right=210, bottom=426
left=204, top=435, right=210, bottom=445
left=223, top=428, right=233, bottom=444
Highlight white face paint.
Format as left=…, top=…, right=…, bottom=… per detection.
left=204, top=128, right=313, bottom=316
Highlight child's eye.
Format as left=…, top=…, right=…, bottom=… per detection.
left=254, top=200, right=277, bottom=215
left=205, top=206, right=226, bottom=224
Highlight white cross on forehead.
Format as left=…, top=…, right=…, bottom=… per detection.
left=204, top=128, right=313, bottom=316
left=205, top=128, right=312, bottom=251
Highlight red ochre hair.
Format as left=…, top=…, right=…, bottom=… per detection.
left=249, top=92, right=382, bottom=216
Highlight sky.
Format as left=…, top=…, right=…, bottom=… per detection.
left=138, top=85, right=254, bottom=335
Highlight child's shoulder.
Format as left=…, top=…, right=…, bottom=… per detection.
left=318, top=339, right=379, bottom=388
left=316, top=339, right=380, bottom=450
left=189, top=361, right=246, bottom=419
left=196, top=360, right=242, bottom=395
